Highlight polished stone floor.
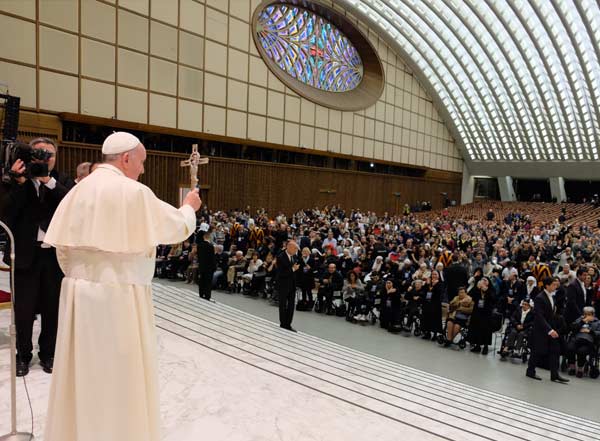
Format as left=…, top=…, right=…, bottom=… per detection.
left=0, top=280, right=598, bottom=440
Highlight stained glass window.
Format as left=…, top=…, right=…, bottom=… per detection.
left=256, top=4, right=364, bottom=93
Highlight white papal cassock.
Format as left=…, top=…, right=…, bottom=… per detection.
left=43, top=164, right=197, bottom=441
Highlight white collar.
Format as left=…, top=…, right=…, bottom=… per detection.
left=97, top=163, right=125, bottom=176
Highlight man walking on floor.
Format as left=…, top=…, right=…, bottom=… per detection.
left=277, top=240, right=300, bottom=332
left=526, top=276, right=569, bottom=383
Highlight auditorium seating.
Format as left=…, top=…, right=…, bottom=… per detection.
left=428, top=201, right=600, bottom=227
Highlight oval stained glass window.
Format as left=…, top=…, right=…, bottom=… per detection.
left=256, top=4, right=364, bottom=93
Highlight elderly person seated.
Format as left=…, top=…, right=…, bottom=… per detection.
left=499, top=300, right=534, bottom=358
left=566, top=307, right=600, bottom=378
left=242, top=251, right=263, bottom=294
left=185, top=244, right=199, bottom=284
left=317, top=263, right=344, bottom=315
left=212, top=245, right=228, bottom=288
left=412, top=262, right=431, bottom=282
left=342, top=271, right=367, bottom=321
left=444, top=287, right=474, bottom=347
left=226, top=250, right=247, bottom=292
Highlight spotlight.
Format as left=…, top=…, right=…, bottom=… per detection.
left=369, top=162, right=375, bottom=168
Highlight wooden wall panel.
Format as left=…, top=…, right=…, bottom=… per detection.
left=6, top=110, right=461, bottom=215
left=54, top=142, right=461, bottom=215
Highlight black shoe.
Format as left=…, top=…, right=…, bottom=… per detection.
left=431, top=334, right=438, bottom=341
left=443, top=341, right=452, bottom=348
left=481, top=346, right=489, bottom=355
left=526, top=372, right=542, bottom=381
left=16, top=360, right=29, bottom=377
left=280, top=325, right=297, bottom=333
left=40, top=358, right=54, bottom=374
left=470, top=345, right=481, bottom=353
left=551, top=376, right=570, bottom=384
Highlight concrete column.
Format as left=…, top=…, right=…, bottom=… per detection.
left=497, top=176, right=516, bottom=201
left=461, top=163, right=475, bottom=204
left=549, top=177, right=567, bottom=202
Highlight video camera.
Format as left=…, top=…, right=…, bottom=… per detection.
left=1, top=141, right=53, bottom=181
left=1, top=92, right=52, bottom=181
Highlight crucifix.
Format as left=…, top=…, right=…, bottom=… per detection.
left=180, top=143, right=209, bottom=189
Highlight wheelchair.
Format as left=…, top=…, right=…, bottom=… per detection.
left=242, top=271, right=266, bottom=297
left=400, top=304, right=423, bottom=336
left=264, top=275, right=274, bottom=298
left=314, top=287, right=342, bottom=315
left=233, top=269, right=245, bottom=293
left=345, top=294, right=373, bottom=324
left=566, top=336, right=600, bottom=379
left=499, top=326, right=531, bottom=363
left=438, top=317, right=470, bottom=349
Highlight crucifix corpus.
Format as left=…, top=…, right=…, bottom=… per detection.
left=180, top=143, right=209, bottom=189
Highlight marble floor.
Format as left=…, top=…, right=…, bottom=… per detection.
left=0, top=282, right=598, bottom=440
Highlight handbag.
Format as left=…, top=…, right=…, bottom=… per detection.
left=455, top=311, right=469, bottom=321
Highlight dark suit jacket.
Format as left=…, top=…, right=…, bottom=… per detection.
left=196, top=239, right=216, bottom=273
left=531, top=291, right=560, bottom=355
left=1, top=170, right=74, bottom=269
left=275, top=251, right=297, bottom=294
left=565, top=280, right=589, bottom=325
left=297, top=255, right=315, bottom=289
left=508, top=308, right=534, bottom=331
left=444, top=263, right=468, bottom=300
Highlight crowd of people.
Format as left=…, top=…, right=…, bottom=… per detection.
left=157, top=204, right=600, bottom=382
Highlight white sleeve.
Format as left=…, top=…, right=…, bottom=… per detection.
left=148, top=195, right=197, bottom=246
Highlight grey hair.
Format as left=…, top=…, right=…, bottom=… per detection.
left=29, top=137, right=57, bottom=149
left=215, top=245, right=224, bottom=252
left=103, top=145, right=139, bottom=163
left=583, top=306, right=595, bottom=316
left=76, top=162, right=91, bottom=178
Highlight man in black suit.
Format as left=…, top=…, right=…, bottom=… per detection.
left=1, top=138, right=74, bottom=376
left=444, top=254, right=468, bottom=302
left=196, top=223, right=216, bottom=301
left=276, top=240, right=300, bottom=332
left=526, top=277, right=569, bottom=383
left=564, top=268, right=590, bottom=325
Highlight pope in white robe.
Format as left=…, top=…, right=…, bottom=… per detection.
left=42, top=132, right=202, bottom=441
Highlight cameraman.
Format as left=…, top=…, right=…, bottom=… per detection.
left=1, top=137, right=74, bottom=376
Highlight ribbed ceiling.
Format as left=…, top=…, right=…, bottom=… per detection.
left=336, top=0, right=600, bottom=162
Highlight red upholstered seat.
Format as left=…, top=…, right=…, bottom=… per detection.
left=0, top=289, right=11, bottom=303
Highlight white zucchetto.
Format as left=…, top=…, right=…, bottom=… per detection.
left=102, top=132, right=141, bottom=155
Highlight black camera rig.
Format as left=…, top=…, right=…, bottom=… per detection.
left=1, top=93, right=53, bottom=182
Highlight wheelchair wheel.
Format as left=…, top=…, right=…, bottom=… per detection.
left=458, top=340, right=467, bottom=349
left=437, top=334, right=446, bottom=345
left=413, top=327, right=421, bottom=337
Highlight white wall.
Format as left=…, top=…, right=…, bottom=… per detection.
left=0, top=0, right=462, bottom=173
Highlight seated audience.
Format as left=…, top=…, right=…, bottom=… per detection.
left=499, top=300, right=534, bottom=357
left=152, top=201, right=600, bottom=381
left=566, top=307, right=600, bottom=377
left=445, top=287, right=474, bottom=347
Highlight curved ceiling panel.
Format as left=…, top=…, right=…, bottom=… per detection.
left=335, top=0, right=600, bottom=163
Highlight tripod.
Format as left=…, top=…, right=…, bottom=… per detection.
left=0, top=220, right=34, bottom=440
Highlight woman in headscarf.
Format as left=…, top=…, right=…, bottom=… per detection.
left=372, top=255, right=384, bottom=273
left=467, top=277, right=497, bottom=355
left=421, top=270, right=445, bottom=340
left=524, top=275, right=539, bottom=302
